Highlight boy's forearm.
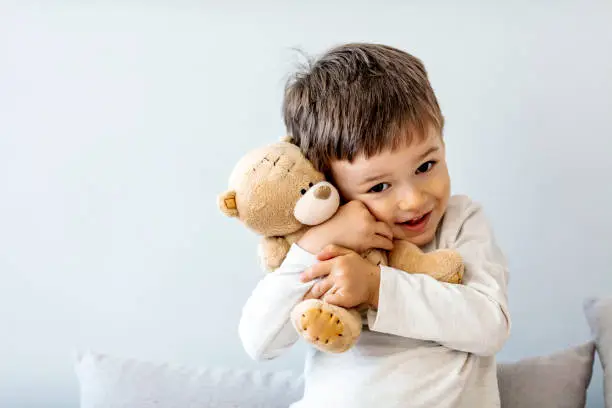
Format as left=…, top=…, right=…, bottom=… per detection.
left=365, top=196, right=512, bottom=356
left=368, top=265, right=510, bottom=356
left=297, top=224, right=334, bottom=255
left=238, top=244, right=318, bottom=360
left=238, top=283, right=304, bottom=360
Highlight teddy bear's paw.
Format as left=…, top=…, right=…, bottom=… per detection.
left=290, top=299, right=362, bottom=353
left=389, top=240, right=464, bottom=284
left=388, top=240, right=422, bottom=269
left=257, top=237, right=290, bottom=271
left=429, top=250, right=464, bottom=284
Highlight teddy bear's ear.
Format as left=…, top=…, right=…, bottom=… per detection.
left=218, top=190, right=239, bottom=218
left=280, top=135, right=293, bottom=143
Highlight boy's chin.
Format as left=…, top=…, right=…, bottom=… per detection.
left=393, top=229, right=436, bottom=248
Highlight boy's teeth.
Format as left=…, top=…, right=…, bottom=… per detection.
left=405, top=214, right=426, bottom=225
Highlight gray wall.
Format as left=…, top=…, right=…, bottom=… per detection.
left=1, top=1, right=611, bottom=407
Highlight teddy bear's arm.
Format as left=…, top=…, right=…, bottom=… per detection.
left=362, top=249, right=388, bottom=266
left=389, top=240, right=464, bottom=284
left=258, top=236, right=292, bottom=271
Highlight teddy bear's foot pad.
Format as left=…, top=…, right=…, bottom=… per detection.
left=290, top=299, right=362, bottom=353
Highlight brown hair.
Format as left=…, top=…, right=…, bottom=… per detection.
left=282, top=43, right=444, bottom=174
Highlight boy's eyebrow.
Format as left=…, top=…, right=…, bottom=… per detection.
left=416, top=146, right=440, bottom=162
left=359, top=146, right=440, bottom=185
left=360, top=172, right=391, bottom=185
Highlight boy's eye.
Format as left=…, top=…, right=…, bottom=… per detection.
left=416, top=160, right=436, bottom=174
left=368, top=183, right=390, bottom=193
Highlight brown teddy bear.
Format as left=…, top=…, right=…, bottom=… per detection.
left=218, top=140, right=464, bottom=353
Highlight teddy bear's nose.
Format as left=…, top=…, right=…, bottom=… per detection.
left=314, top=185, right=331, bottom=200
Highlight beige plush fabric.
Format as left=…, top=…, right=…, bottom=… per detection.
left=497, top=342, right=595, bottom=408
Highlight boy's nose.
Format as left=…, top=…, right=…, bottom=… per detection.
left=398, top=188, right=425, bottom=211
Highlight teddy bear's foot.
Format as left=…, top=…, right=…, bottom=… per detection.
left=290, top=299, right=362, bottom=353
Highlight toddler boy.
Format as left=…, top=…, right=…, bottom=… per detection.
left=239, top=43, right=510, bottom=408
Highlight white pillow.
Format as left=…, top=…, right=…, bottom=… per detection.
left=497, top=342, right=595, bottom=408
left=76, top=345, right=595, bottom=408
left=74, top=351, right=304, bottom=408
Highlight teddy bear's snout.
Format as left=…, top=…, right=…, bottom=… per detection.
left=314, top=185, right=331, bottom=200
left=293, top=181, right=340, bottom=226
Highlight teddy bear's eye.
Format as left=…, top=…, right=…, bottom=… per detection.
left=309, top=182, right=313, bottom=187
left=300, top=188, right=307, bottom=195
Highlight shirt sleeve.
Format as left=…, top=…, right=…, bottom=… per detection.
left=367, top=199, right=511, bottom=356
left=238, top=243, right=319, bottom=360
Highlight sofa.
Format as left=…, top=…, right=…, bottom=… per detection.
left=74, top=297, right=612, bottom=408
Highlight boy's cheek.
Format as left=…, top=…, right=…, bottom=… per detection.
left=363, top=200, right=394, bottom=224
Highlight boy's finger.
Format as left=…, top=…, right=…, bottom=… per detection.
left=316, top=244, right=352, bottom=261
left=372, top=235, right=394, bottom=251
left=300, top=262, right=332, bottom=282
left=303, top=278, right=333, bottom=300
left=322, top=290, right=347, bottom=308
left=375, top=222, right=394, bottom=241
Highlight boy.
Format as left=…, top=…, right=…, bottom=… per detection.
left=239, top=43, right=510, bottom=408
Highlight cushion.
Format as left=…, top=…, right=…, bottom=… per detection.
left=585, top=297, right=612, bottom=407
left=497, top=342, right=595, bottom=408
left=76, top=344, right=595, bottom=408
left=74, top=351, right=304, bottom=408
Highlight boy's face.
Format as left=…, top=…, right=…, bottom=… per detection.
left=330, top=126, right=450, bottom=247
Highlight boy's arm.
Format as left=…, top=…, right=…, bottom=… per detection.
left=297, top=200, right=394, bottom=255
left=367, top=200, right=511, bottom=357
left=238, top=244, right=318, bottom=360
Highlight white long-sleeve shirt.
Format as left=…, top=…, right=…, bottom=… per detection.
left=238, top=195, right=511, bottom=408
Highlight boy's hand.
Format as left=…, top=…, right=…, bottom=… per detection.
left=297, top=200, right=393, bottom=255
left=300, top=245, right=381, bottom=309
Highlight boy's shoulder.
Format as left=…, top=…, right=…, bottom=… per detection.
left=445, top=194, right=482, bottom=219
left=437, top=194, right=488, bottom=245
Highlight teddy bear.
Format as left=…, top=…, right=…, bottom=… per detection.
left=218, top=140, right=464, bottom=353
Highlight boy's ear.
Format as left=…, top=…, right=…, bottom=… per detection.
left=218, top=190, right=239, bottom=217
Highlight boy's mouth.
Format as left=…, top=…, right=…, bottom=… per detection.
left=397, top=212, right=432, bottom=232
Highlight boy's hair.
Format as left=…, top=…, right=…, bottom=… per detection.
left=282, top=43, right=444, bottom=174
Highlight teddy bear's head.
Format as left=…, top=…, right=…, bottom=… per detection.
left=218, top=141, right=340, bottom=237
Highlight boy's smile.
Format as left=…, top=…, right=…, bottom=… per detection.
left=330, top=127, right=450, bottom=247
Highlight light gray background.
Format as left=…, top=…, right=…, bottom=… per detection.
left=1, top=1, right=611, bottom=407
